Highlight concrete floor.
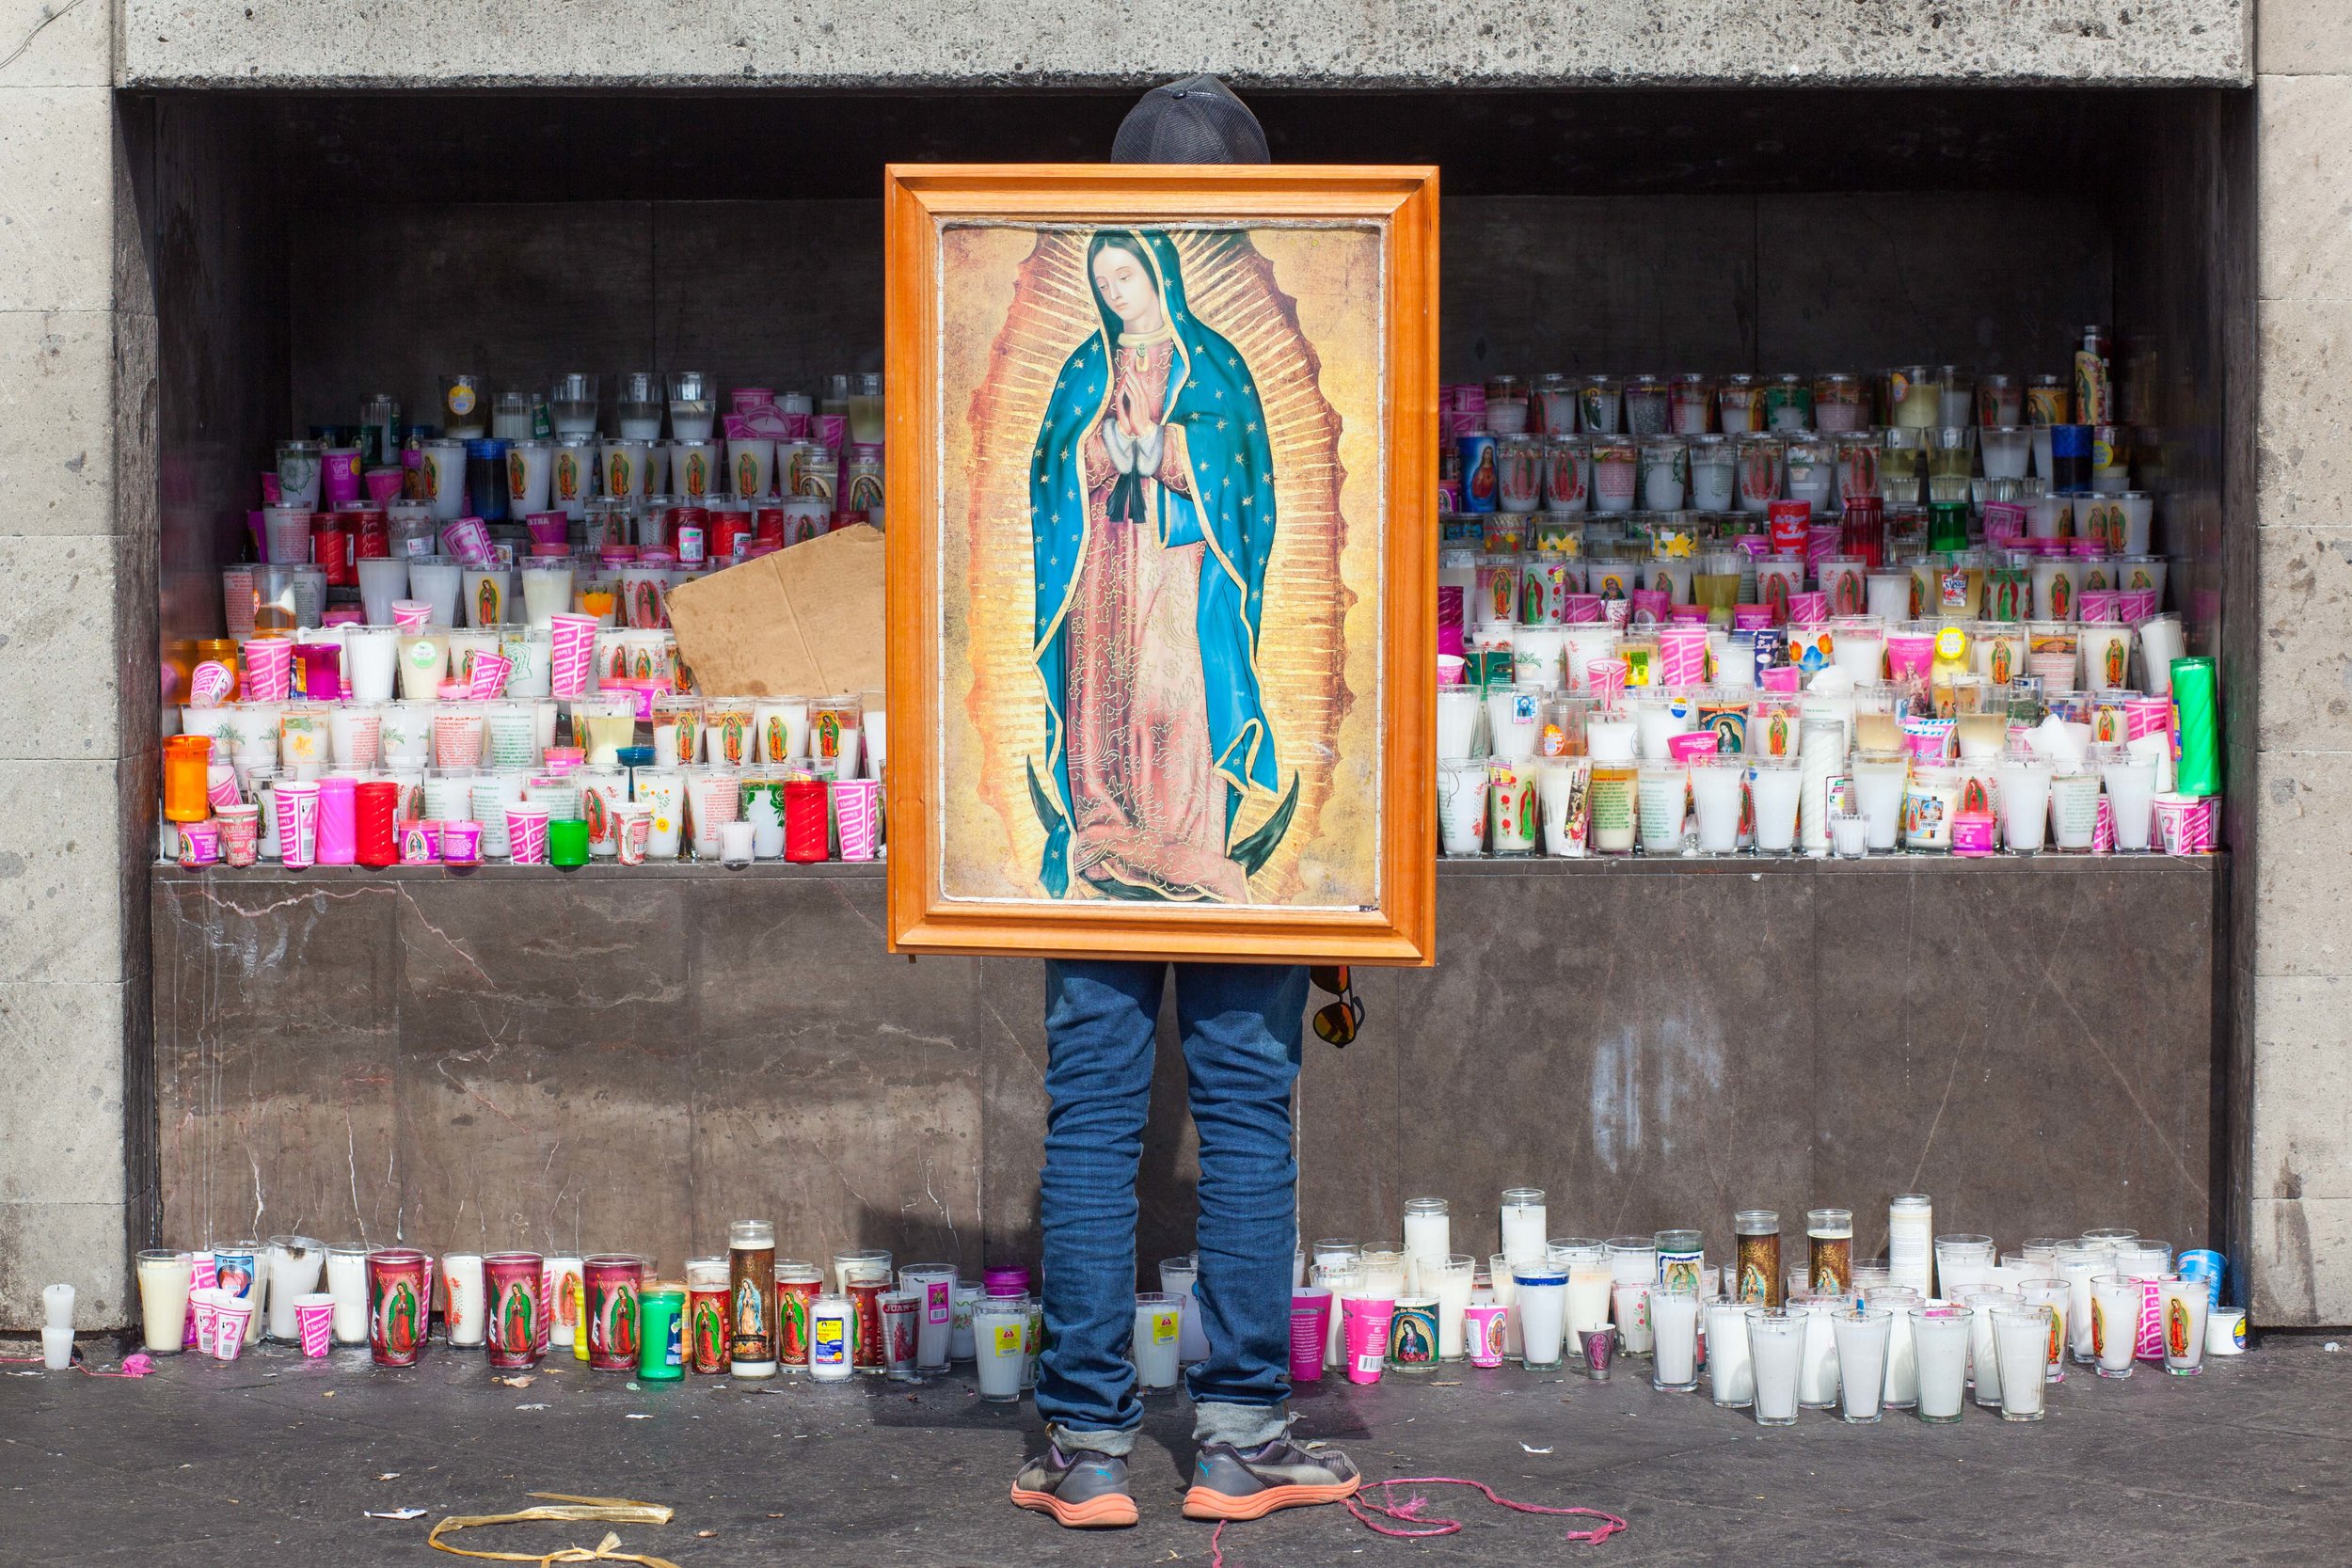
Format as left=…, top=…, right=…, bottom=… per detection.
left=2, top=1336, right=2344, bottom=1565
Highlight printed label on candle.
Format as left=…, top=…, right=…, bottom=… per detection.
left=814, top=1317, right=849, bottom=1365
left=993, top=1323, right=1025, bottom=1356
left=926, top=1281, right=951, bottom=1324
left=1152, top=1310, right=1181, bottom=1345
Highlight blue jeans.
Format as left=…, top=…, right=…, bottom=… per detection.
left=1033, top=959, right=1308, bottom=1456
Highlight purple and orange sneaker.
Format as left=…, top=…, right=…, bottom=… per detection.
left=1010, top=1443, right=1139, bottom=1528
left=1181, top=1437, right=1362, bottom=1522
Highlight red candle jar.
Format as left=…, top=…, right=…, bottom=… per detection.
left=367, top=1248, right=429, bottom=1367
left=783, top=779, right=829, bottom=863
left=846, top=1277, right=887, bottom=1372
left=483, top=1251, right=546, bottom=1370
left=584, top=1255, right=644, bottom=1372
left=355, top=781, right=401, bottom=866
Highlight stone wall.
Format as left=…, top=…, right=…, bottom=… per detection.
left=118, top=0, right=2249, bottom=89
left=0, top=0, right=152, bottom=1330
left=2249, top=0, right=2352, bottom=1322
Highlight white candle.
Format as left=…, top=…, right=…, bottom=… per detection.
left=1833, top=1308, right=1891, bottom=1421
left=1992, top=1307, right=2051, bottom=1418
left=1498, top=1189, right=1547, bottom=1264
left=326, top=1246, right=370, bottom=1345
left=1512, top=1266, right=1568, bottom=1370
left=265, top=1238, right=324, bottom=1341
left=1132, top=1292, right=1184, bottom=1388
left=1747, top=1309, right=1805, bottom=1424
left=970, top=1298, right=1024, bottom=1398
left=1650, top=1288, right=1701, bottom=1388
left=1430, top=1257, right=1474, bottom=1360
left=136, top=1251, right=191, bottom=1354
left=1748, top=759, right=1803, bottom=852
left=1704, top=1300, right=1753, bottom=1406
left=1966, top=1290, right=2016, bottom=1404
left=1914, top=1308, right=1971, bottom=1418
left=442, top=1253, right=487, bottom=1346
left=41, top=1282, right=74, bottom=1331
left=1565, top=1257, right=1614, bottom=1340
left=1798, top=1297, right=1840, bottom=1407
left=1159, top=1256, right=1209, bottom=1364
left=1887, top=1195, right=1933, bottom=1294
left=1871, top=1291, right=1921, bottom=1406
left=1402, top=1199, right=1450, bottom=1291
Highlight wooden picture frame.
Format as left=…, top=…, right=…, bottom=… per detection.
left=884, top=164, right=1438, bottom=964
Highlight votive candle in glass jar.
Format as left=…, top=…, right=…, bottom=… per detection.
left=1667, top=373, right=1714, bottom=435
left=1580, top=373, right=1623, bottom=436
left=1622, top=374, right=1669, bottom=436
left=1735, top=435, right=1785, bottom=514
left=1887, top=364, right=1942, bottom=429
left=1542, top=436, right=1590, bottom=510
left=1591, top=436, right=1638, bottom=514
left=1718, top=372, right=1763, bottom=433
left=1806, top=1208, right=1852, bottom=1296
left=1484, top=374, right=1529, bottom=436
left=1734, top=1211, right=1782, bottom=1306
left=1813, top=372, right=1867, bottom=433
left=1745, top=1307, right=1804, bottom=1425
left=1497, top=434, right=1543, bottom=514
left=1639, top=436, right=1687, bottom=511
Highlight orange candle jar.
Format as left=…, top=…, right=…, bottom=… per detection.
left=162, top=734, right=213, bottom=822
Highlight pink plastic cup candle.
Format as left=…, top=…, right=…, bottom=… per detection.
left=1289, top=1289, right=1333, bottom=1384
left=1464, top=1301, right=1508, bottom=1367
left=505, top=805, right=550, bottom=864
left=294, top=1292, right=334, bottom=1357
left=1585, top=657, right=1629, bottom=711
left=465, top=652, right=512, bottom=700
left=440, top=820, right=481, bottom=864
left=274, top=780, right=321, bottom=867
left=391, top=599, right=432, bottom=633
left=548, top=612, right=596, bottom=698
left=1342, top=1296, right=1396, bottom=1385
left=833, top=778, right=881, bottom=862
left=441, top=516, right=494, bottom=565
left=243, top=638, right=294, bottom=701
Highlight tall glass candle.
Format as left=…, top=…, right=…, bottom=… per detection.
left=1499, top=1188, right=1547, bottom=1264
left=1734, top=1211, right=1782, bottom=1307
left=1402, top=1197, right=1451, bottom=1290
left=729, top=1221, right=778, bottom=1377
left=1806, top=1209, right=1853, bottom=1296
left=136, top=1249, right=193, bottom=1354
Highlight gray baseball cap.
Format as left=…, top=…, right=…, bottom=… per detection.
left=1112, top=75, right=1270, bottom=166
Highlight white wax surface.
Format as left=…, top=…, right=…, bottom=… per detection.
left=266, top=1243, right=323, bottom=1340
left=1915, top=1315, right=1970, bottom=1418
left=1705, top=1303, right=1754, bottom=1404
left=326, top=1252, right=369, bottom=1344
left=1651, top=1291, right=1701, bottom=1385
left=1750, top=765, right=1803, bottom=852
left=1403, top=1212, right=1451, bottom=1283
left=1691, top=767, right=1743, bottom=851
left=1835, top=1316, right=1889, bottom=1419
left=1133, top=1300, right=1183, bottom=1388
left=1566, top=1266, right=1614, bottom=1338
left=138, top=1256, right=192, bottom=1354
left=1433, top=1269, right=1474, bottom=1359
left=1749, top=1322, right=1804, bottom=1420
left=1798, top=1301, right=1840, bottom=1406
left=1514, top=1277, right=1567, bottom=1366
left=1881, top=1306, right=1920, bottom=1404
left=2095, top=1282, right=2140, bottom=1371
left=443, top=1254, right=486, bottom=1346
left=1994, top=1314, right=2050, bottom=1415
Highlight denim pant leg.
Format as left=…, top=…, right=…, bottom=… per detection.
left=1176, top=962, right=1309, bottom=1448
left=1033, top=958, right=1167, bottom=1456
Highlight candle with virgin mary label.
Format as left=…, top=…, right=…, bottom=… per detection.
left=727, top=1222, right=777, bottom=1377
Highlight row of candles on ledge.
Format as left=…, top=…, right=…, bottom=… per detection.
left=278, top=372, right=883, bottom=523
left=159, top=689, right=883, bottom=868
left=122, top=1190, right=2245, bottom=1427
left=1433, top=655, right=2221, bottom=858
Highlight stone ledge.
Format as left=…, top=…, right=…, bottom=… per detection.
left=119, top=0, right=2249, bottom=89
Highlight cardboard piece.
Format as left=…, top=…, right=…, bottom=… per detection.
left=667, top=525, right=887, bottom=697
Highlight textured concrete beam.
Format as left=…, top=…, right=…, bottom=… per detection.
left=120, top=0, right=2250, bottom=90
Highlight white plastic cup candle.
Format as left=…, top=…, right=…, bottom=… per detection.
left=1650, top=1285, right=1702, bottom=1391
left=136, top=1250, right=192, bottom=1354
left=811, top=1292, right=858, bottom=1384
left=1689, top=756, right=1745, bottom=853
left=520, top=559, right=576, bottom=629
left=2103, top=752, right=2158, bottom=850
left=406, top=557, right=463, bottom=626
left=1933, top=1234, right=1996, bottom=1299
left=1913, top=1307, right=1972, bottom=1421
left=1748, top=759, right=1803, bottom=853
left=2058, top=1246, right=2106, bottom=1362
left=2091, top=1274, right=2141, bottom=1377
left=1887, top=1195, right=1933, bottom=1295
left=326, top=1244, right=370, bottom=1344
left=1705, top=1300, right=1754, bottom=1406
left=1435, top=688, right=1481, bottom=756
left=1132, top=1291, right=1184, bottom=1389
left=1832, top=1307, right=1892, bottom=1422
left=1992, top=1306, right=2053, bottom=1420
left=1745, top=1307, right=1805, bottom=1425
left=1851, top=751, right=1909, bottom=851
left=1997, top=753, right=2053, bottom=851
left=1437, top=758, right=1486, bottom=857
left=357, top=556, right=409, bottom=626
left=1512, top=1265, right=1569, bottom=1370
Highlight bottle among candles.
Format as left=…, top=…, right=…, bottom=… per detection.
left=1888, top=1194, right=1934, bottom=1295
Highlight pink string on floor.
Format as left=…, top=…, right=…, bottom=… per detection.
left=0, top=1350, right=154, bottom=1378
left=1208, top=1477, right=1628, bottom=1566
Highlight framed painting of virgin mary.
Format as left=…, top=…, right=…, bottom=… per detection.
left=884, top=165, right=1437, bottom=963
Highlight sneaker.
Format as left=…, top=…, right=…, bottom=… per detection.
left=1182, top=1437, right=1362, bottom=1522
left=1010, top=1443, right=1140, bottom=1528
